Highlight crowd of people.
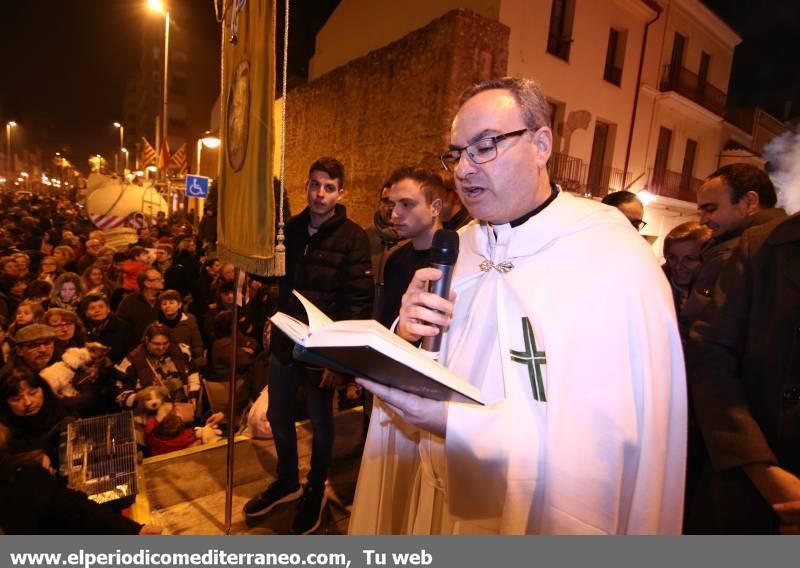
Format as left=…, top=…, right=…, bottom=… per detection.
left=0, top=195, right=276, bottom=533
left=1, top=75, right=798, bottom=536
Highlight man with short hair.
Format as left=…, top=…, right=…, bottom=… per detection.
left=601, top=190, right=647, bottom=232
left=6, top=324, right=58, bottom=374
left=685, top=164, right=786, bottom=331
left=115, top=268, right=163, bottom=347
left=350, top=77, right=686, bottom=534
left=244, top=157, right=373, bottom=534
left=76, top=239, right=103, bottom=273
left=379, top=167, right=445, bottom=328
left=154, top=244, right=174, bottom=274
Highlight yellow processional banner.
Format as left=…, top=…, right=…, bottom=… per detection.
left=218, top=0, right=282, bottom=275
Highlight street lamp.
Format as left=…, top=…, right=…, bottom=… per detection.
left=148, top=0, right=170, bottom=178
left=195, top=131, right=221, bottom=175
left=6, top=121, right=17, bottom=183
left=114, top=122, right=125, bottom=172
left=20, top=171, right=29, bottom=191
left=122, top=147, right=130, bottom=171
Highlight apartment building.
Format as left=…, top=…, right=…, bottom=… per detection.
left=308, top=0, right=795, bottom=250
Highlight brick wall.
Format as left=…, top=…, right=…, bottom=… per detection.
left=282, top=9, right=509, bottom=228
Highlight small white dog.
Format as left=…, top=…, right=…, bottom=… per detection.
left=40, top=347, right=95, bottom=398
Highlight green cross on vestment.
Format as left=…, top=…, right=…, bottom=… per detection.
left=510, top=317, right=547, bottom=402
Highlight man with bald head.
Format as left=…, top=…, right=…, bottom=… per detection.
left=350, top=77, right=686, bottom=535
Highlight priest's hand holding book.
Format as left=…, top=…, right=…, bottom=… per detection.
left=269, top=287, right=482, bottom=438
left=358, top=267, right=458, bottom=438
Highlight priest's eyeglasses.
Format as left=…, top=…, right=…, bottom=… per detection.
left=440, top=128, right=529, bottom=171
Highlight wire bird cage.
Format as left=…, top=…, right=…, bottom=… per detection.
left=64, top=411, right=138, bottom=505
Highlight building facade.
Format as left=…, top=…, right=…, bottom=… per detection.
left=308, top=0, right=789, bottom=253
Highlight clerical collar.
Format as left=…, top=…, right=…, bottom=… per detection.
left=508, top=183, right=559, bottom=228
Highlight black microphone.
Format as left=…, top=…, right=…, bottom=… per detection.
left=421, top=229, right=459, bottom=355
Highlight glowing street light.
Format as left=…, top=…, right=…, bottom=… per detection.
left=201, top=133, right=221, bottom=148
left=6, top=121, right=17, bottom=181
left=196, top=131, right=221, bottom=175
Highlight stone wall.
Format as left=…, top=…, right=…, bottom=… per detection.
left=281, top=9, right=509, bottom=228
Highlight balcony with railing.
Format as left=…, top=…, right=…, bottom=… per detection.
left=547, top=152, right=631, bottom=198
left=660, top=64, right=727, bottom=116
left=648, top=167, right=703, bottom=202
left=548, top=152, right=586, bottom=193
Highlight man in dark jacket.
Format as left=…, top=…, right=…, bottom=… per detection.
left=687, top=213, right=800, bottom=533
left=244, top=157, right=372, bottom=534
left=114, top=268, right=163, bottom=350
left=683, top=163, right=786, bottom=334
left=682, top=164, right=786, bottom=526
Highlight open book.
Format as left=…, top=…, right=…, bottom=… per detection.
left=270, top=291, right=484, bottom=405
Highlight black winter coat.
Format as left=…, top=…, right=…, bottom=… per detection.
left=687, top=214, right=800, bottom=532
left=272, top=204, right=373, bottom=363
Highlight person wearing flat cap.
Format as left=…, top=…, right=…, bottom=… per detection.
left=1, top=324, right=58, bottom=377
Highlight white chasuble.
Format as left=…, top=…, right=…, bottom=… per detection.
left=349, top=191, right=687, bottom=535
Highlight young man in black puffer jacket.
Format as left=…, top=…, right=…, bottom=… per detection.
left=244, top=157, right=373, bottom=534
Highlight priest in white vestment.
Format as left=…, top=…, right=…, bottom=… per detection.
left=350, top=77, right=687, bottom=535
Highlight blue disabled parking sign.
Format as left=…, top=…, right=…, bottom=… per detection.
left=185, top=175, right=210, bottom=198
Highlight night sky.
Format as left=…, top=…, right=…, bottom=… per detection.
left=0, top=0, right=797, bottom=176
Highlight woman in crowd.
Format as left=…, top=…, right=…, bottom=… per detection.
left=53, top=245, right=76, bottom=273
left=37, top=255, right=60, bottom=283
left=43, top=307, right=113, bottom=417
left=81, top=293, right=128, bottom=364
left=49, top=272, right=85, bottom=311
left=157, top=289, right=206, bottom=368
left=113, top=322, right=200, bottom=412
left=13, top=253, right=32, bottom=282
left=662, top=221, right=713, bottom=327
left=42, top=308, right=87, bottom=357
left=81, top=264, right=114, bottom=298
left=0, top=367, right=72, bottom=468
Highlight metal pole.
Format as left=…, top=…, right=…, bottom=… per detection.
left=225, top=267, right=241, bottom=534
left=196, top=139, right=203, bottom=175
left=6, top=124, right=10, bottom=183
left=162, top=11, right=170, bottom=176
left=119, top=125, right=125, bottom=175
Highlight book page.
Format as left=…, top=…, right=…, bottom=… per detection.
left=270, top=312, right=310, bottom=343
left=293, top=290, right=334, bottom=332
